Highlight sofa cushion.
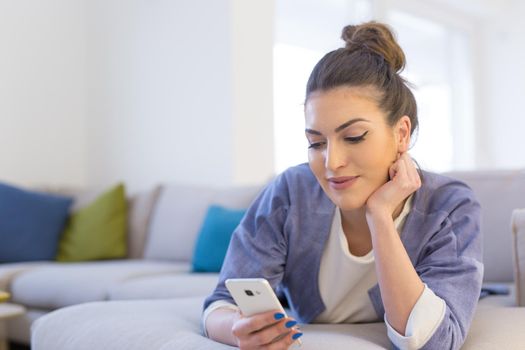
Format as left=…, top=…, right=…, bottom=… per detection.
left=31, top=297, right=388, bottom=350
left=512, top=208, right=525, bottom=306
left=56, top=183, right=127, bottom=262
left=31, top=295, right=525, bottom=350
left=461, top=306, right=525, bottom=348
left=478, top=283, right=515, bottom=308
left=127, top=185, right=163, bottom=259
left=31, top=297, right=235, bottom=350
left=144, top=184, right=262, bottom=262
left=0, top=262, right=52, bottom=291
left=445, top=169, right=525, bottom=282
left=37, top=184, right=162, bottom=260
left=108, top=273, right=219, bottom=300
left=0, top=182, right=72, bottom=263
left=192, top=205, right=246, bottom=272
left=10, top=260, right=189, bottom=309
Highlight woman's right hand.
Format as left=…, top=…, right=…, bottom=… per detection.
left=231, top=310, right=303, bottom=349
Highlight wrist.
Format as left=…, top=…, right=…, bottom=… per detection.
left=228, top=310, right=242, bottom=346
left=365, top=206, right=391, bottom=222
left=206, top=307, right=241, bottom=346
left=365, top=208, right=396, bottom=237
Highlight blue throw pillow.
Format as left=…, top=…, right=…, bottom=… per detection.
left=192, top=205, right=246, bottom=272
left=0, top=182, right=73, bottom=263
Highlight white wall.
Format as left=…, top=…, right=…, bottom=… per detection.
left=84, top=0, right=238, bottom=192
left=479, top=0, right=525, bottom=169
left=83, top=0, right=274, bottom=191
left=0, top=0, right=87, bottom=188
left=0, top=0, right=275, bottom=192
left=230, top=0, right=275, bottom=185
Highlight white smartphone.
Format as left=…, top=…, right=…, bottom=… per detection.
left=226, top=278, right=302, bottom=346
left=225, top=278, right=286, bottom=317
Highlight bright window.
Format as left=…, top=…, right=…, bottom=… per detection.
left=273, top=0, right=374, bottom=174
left=273, top=44, right=321, bottom=174
left=387, top=10, right=474, bottom=172
left=273, top=2, right=474, bottom=174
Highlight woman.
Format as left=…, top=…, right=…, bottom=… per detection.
left=203, top=21, right=482, bottom=350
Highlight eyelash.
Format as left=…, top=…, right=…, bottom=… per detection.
left=308, top=131, right=369, bottom=149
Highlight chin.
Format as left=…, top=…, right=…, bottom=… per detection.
left=338, top=199, right=367, bottom=211
left=325, top=190, right=367, bottom=211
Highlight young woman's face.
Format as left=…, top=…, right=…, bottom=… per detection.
left=304, top=86, right=399, bottom=211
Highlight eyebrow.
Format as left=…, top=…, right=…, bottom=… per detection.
left=305, top=118, right=370, bottom=135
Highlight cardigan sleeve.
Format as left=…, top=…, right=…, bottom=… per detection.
left=385, top=284, right=446, bottom=349
left=203, top=174, right=289, bottom=312
left=413, top=185, right=483, bottom=350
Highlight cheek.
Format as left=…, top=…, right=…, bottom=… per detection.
left=307, top=149, right=319, bottom=162
left=359, top=145, right=396, bottom=182
left=308, top=150, right=323, bottom=176
left=362, top=136, right=396, bottom=164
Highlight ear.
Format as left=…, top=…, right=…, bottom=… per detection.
left=395, top=116, right=411, bottom=153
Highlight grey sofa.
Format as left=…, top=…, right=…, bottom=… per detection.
left=1, top=183, right=261, bottom=345
left=5, top=170, right=525, bottom=349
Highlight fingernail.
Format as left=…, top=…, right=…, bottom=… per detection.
left=292, top=332, right=303, bottom=340
left=285, top=320, right=297, bottom=328
left=274, top=313, right=285, bottom=320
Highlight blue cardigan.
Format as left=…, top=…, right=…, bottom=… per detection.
left=204, top=163, right=483, bottom=350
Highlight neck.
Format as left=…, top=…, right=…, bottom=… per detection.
left=392, top=198, right=408, bottom=221
left=340, top=206, right=367, bottom=230
left=340, top=197, right=408, bottom=234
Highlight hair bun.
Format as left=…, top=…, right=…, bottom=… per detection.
left=341, top=21, right=405, bottom=73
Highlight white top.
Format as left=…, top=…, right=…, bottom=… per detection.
left=314, top=207, right=379, bottom=323
left=203, top=195, right=446, bottom=349
left=315, top=195, right=414, bottom=323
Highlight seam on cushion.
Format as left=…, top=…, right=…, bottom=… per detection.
left=512, top=209, right=525, bottom=306
left=513, top=213, right=520, bottom=306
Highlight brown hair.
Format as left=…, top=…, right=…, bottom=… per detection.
left=305, top=21, right=418, bottom=137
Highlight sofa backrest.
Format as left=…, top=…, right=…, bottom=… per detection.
left=445, top=169, right=525, bottom=283
left=143, top=183, right=264, bottom=262
left=36, top=184, right=163, bottom=260
left=127, top=185, right=163, bottom=259
left=142, top=169, right=525, bottom=282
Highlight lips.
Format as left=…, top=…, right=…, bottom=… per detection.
left=327, top=176, right=359, bottom=190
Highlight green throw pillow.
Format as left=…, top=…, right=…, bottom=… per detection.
left=56, top=183, right=127, bottom=262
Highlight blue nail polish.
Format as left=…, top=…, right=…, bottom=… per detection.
left=292, top=332, right=303, bottom=340
left=285, top=320, right=297, bottom=328
left=274, top=313, right=285, bottom=320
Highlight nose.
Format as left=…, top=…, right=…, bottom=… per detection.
left=325, top=142, right=347, bottom=171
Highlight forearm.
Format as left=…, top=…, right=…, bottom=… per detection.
left=205, top=308, right=240, bottom=346
left=367, top=210, right=424, bottom=335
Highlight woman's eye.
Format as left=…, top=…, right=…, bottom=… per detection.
left=308, top=141, right=325, bottom=149
left=344, top=131, right=369, bottom=144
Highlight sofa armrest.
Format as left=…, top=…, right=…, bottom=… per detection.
left=512, top=208, right=525, bottom=306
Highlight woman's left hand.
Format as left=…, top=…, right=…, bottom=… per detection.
left=366, top=152, right=421, bottom=218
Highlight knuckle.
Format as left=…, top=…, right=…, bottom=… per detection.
left=245, top=318, right=256, bottom=331
left=231, top=324, right=242, bottom=337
